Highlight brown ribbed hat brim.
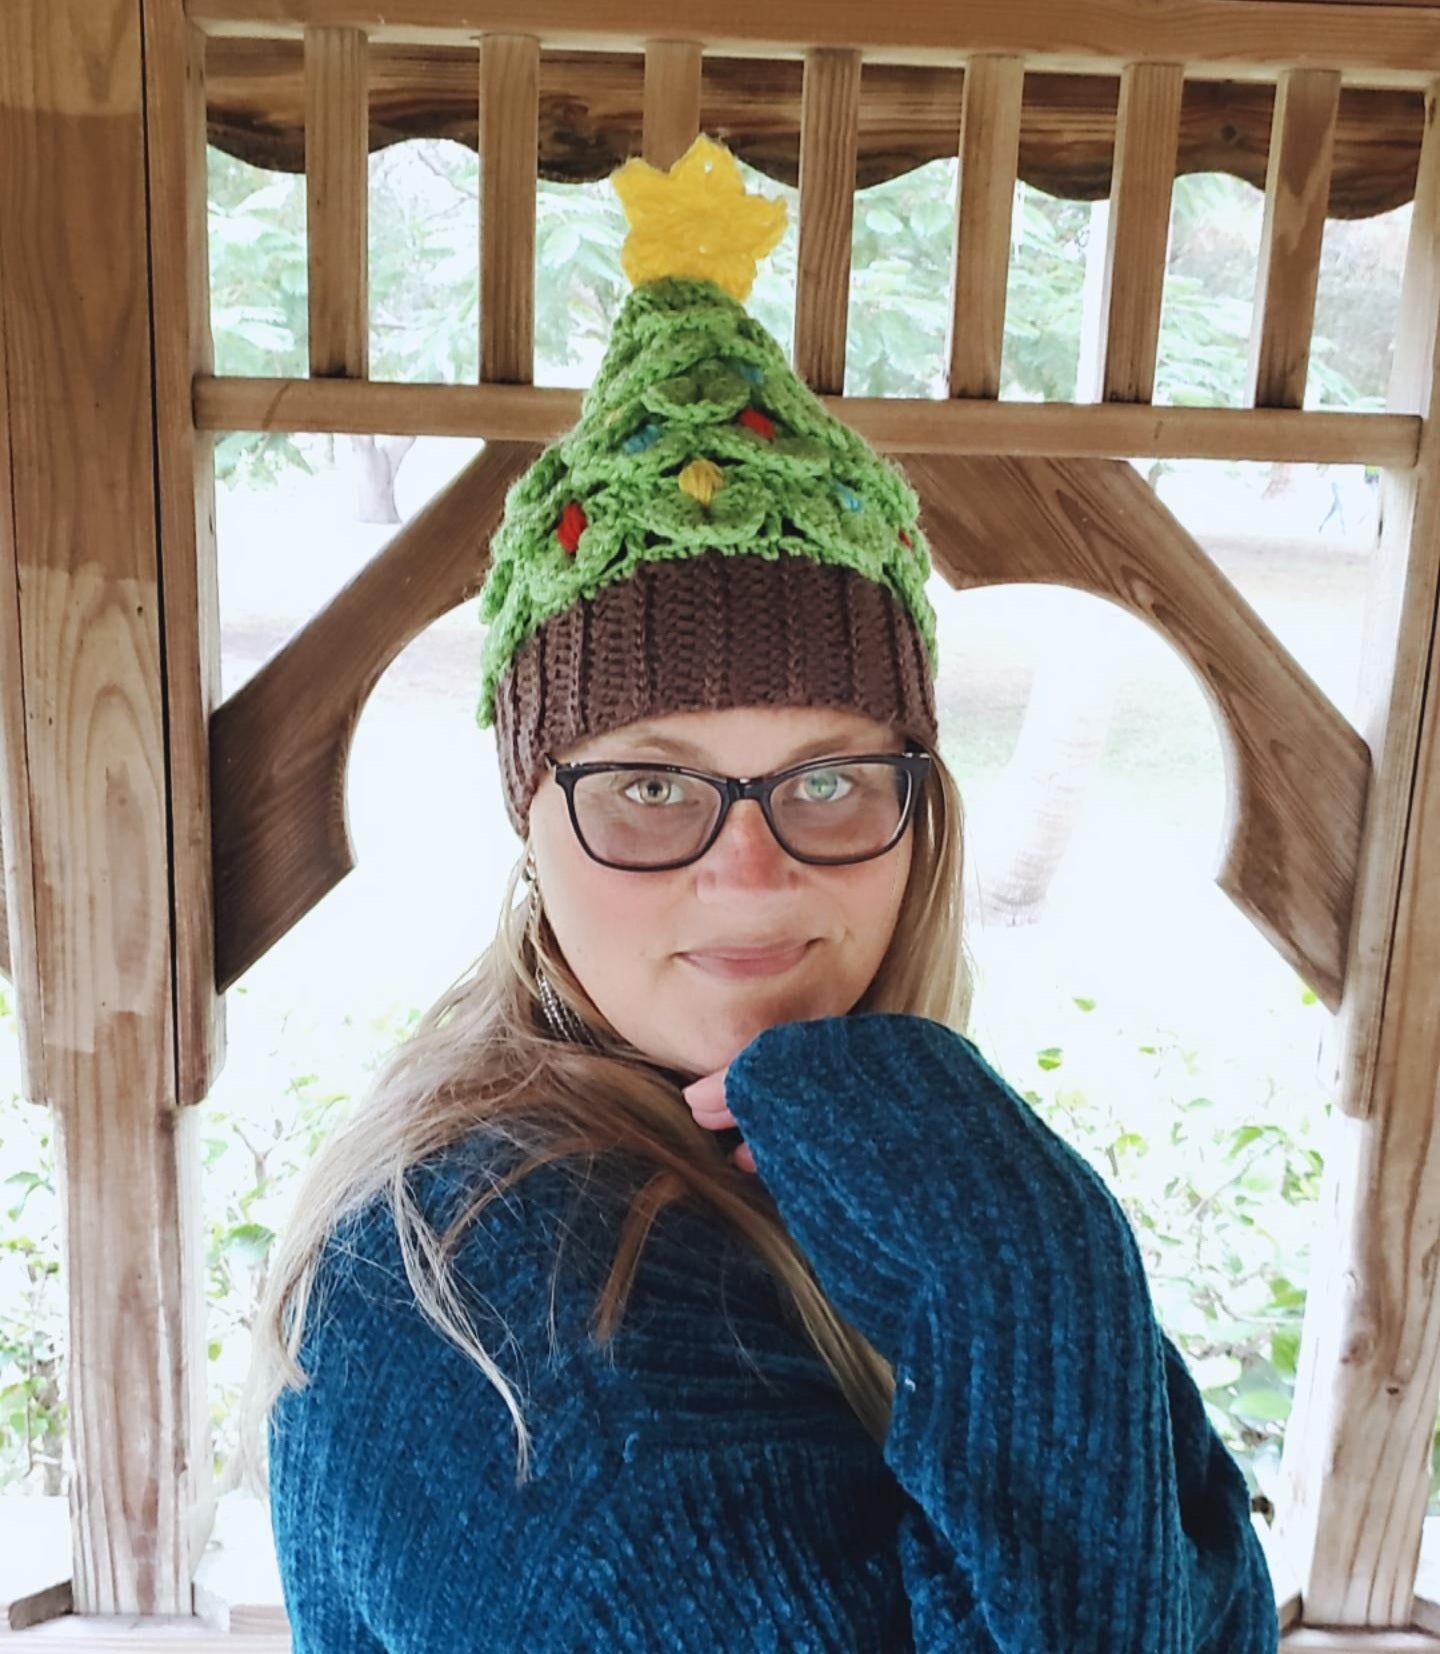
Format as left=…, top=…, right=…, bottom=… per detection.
left=492, top=550, right=938, bottom=837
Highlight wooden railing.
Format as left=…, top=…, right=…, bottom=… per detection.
left=4, top=1, right=1440, bottom=1644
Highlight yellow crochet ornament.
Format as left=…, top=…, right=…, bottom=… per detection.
left=611, top=133, right=788, bottom=303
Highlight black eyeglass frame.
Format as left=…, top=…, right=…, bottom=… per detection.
left=542, top=742, right=933, bottom=872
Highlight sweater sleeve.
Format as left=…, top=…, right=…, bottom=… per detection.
left=720, top=1010, right=1280, bottom=1653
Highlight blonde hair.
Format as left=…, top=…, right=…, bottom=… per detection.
left=234, top=733, right=974, bottom=1497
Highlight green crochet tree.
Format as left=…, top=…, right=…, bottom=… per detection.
left=476, top=139, right=938, bottom=731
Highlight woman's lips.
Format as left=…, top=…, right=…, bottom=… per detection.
left=681, top=941, right=814, bottom=980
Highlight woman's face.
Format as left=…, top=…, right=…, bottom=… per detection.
left=526, top=705, right=916, bottom=1081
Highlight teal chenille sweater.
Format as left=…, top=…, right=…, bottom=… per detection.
left=267, top=1012, right=1280, bottom=1651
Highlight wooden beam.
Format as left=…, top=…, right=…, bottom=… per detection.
left=794, top=47, right=861, bottom=394
left=642, top=38, right=702, bottom=170
left=209, top=440, right=1369, bottom=1006
left=209, top=442, right=539, bottom=990
left=478, top=34, right=538, bottom=384
left=1268, top=80, right=1440, bottom=1627
left=192, top=373, right=1423, bottom=463
left=0, top=0, right=211, bottom=1620
left=1248, top=67, right=1343, bottom=408
left=906, top=451, right=1369, bottom=1011
left=1085, top=60, right=1185, bottom=403
left=184, top=0, right=1440, bottom=85
left=304, top=25, right=369, bottom=377
left=144, top=0, right=229, bottom=1114
left=202, top=44, right=1429, bottom=220
left=1279, top=1636, right=1440, bottom=1653
left=0, top=1626, right=289, bottom=1647
left=0, top=125, right=41, bottom=1077
left=946, top=54, right=1024, bottom=399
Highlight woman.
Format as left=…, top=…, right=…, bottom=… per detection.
left=241, top=135, right=1279, bottom=1651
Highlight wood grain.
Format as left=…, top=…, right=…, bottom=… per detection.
left=0, top=112, right=43, bottom=1089
left=304, top=26, right=369, bottom=376
left=642, top=39, right=702, bottom=170
left=0, top=0, right=210, bottom=1619
left=183, top=0, right=1440, bottom=85
left=794, top=48, right=861, bottom=394
left=946, top=55, right=1024, bottom=398
left=479, top=35, right=538, bottom=384
left=1267, top=83, right=1440, bottom=1628
left=201, top=43, right=1430, bottom=220
left=1248, top=67, right=1342, bottom=407
left=192, top=373, right=1423, bottom=463
left=904, top=450, right=1370, bottom=1011
left=145, top=1, right=229, bottom=1114
left=210, top=441, right=538, bottom=989
left=1086, top=61, right=1184, bottom=403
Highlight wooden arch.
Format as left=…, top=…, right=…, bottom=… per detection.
left=211, top=446, right=1369, bottom=1014
left=4, top=1, right=1440, bottom=1646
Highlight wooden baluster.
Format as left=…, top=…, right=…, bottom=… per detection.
left=794, top=47, right=861, bottom=394
left=947, top=55, right=1024, bottom=400
left=1085, top=61, right=1184, bottom=404
left=479, top=34, right=539, bottom=385
left=644, top=39, right=703, bottom=170
left=1247, top=67, right=1343, bottom=409
left=305, top=26, right=369, bottom=378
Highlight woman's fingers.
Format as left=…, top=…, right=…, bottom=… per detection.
left=684, top=1068, right=756, bottom=1173
left=681, top=1068, right=733, bottom=1127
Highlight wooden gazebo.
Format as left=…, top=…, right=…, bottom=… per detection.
left=2, top=2, right=1439, bottom=1645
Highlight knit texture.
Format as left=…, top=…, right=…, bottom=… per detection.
left=475, top=270, right=940, bottom=734
left=491, top=548, right=939, bottom=836
left=267, top=1013, right=1280, bottom=1651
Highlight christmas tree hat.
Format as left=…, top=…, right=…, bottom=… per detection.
left=477, top=133, right=940, bottom=837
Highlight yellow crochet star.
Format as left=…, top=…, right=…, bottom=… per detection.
left=611, top=134, right=788, bottom=303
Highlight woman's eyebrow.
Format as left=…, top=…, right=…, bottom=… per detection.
left=598, top=732, right=885, bottom=764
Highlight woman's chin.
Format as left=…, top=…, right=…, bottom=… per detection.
left=682, top=993, right=828, bottom=1063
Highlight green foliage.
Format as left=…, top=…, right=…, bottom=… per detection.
left=195, top=1001, right=423, bottom=1484
left=205, top=143, right=1393, bottom=499
left=0, top=985, right=64, bottom=1494
left=207, top=153, right=313, bottom=487
left=0, top=984, right=424, bottom=1492
left=1001, top=981, right=1332, bottom=1502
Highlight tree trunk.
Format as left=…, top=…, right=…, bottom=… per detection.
left=348, top=432, right=417, bottom=523
left=975, top=610, right=1126, bottom=928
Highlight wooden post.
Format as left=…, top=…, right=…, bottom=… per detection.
left=794, top=46, right=861, bottom=395
left=0, top=0, right=215, bottom=1623
left=1269, top=80, right=1440, bottom=1627
left=478, top=33, right=539, bottom=386
left=305, top=25, right=370, bottom=379
left=1248, top=68, right=1342, bottom=409
left=643, top=39, right=702, bottom=170
left=947, top=55, right=1024, bottom=400
left=1084, top=60, right=1184, bottom=404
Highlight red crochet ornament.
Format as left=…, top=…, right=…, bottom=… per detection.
left=736, top=407, right=776, bottom=441
left=899, top=530, right=912, bottom=548
left=555, top=501, right=588, bottom=555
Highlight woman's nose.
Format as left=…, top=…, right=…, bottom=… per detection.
left=698, top=798, right=794, bottom=881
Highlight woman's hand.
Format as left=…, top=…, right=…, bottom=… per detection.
left=681, top=1066, right=759, bottom=1174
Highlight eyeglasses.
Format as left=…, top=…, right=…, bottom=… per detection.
left=542, top=743, right=932, bottom=872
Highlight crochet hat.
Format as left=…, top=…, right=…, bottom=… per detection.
left=476, top=134, right=940, bottom=837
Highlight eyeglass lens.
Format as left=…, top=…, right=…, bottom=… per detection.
left=568, top=759, right=913, bottom=868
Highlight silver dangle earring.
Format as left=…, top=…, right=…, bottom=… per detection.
left=524, top=851, right=600, bottom=1049
left=535, top=968, right=600, bottom=1049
